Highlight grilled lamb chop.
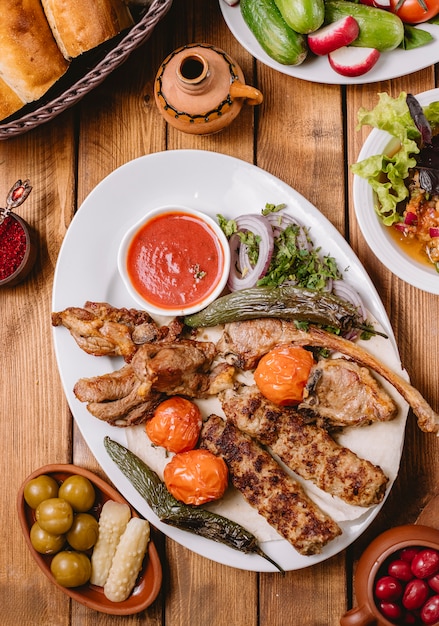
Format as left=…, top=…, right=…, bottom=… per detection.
left=299, top=358, right=397, bottom=430
left=131, top=340, right=217, bottom=398
left=73, top=339, right=234, bottom=425
left=200, top=415, right=342, bottom=555
left=51, top=301, right=184, bottom=362
left=220, top=385, right=388, bottom=507
left=73, top=364, right=164, bottom=426
left=217, top=319, right=439, bottom=434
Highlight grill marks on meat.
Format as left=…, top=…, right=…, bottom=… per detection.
left=299, top=358, right=397, bottom=430
left=51, top=301, right=183, bottom=362
left=200, top=415, right=341, bottom=555
left=220, top=385, right=388, bottom=507
left=217, top=319, right=439, bottom=434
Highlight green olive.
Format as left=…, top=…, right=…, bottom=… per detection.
left=66, top=513, right=99, bottom=551
left=50, top=551, right=91, bottom=588
left=30, top=522, right=65, bottom=554
left=23, top=475, right=59, bottom=509
left=58, top=475, right=95, bottom=513
left=36, top=498, right=74, bottom=535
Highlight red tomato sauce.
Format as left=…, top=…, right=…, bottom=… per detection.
left=127, top=211, right=224, bottom=309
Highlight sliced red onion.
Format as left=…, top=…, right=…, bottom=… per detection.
left=265, top=210, right=310, bottom=251
left=404, top=211, right=417, bottom=225
left=331, top=280, right=367, bottom=322
left=430, top=227, right=439, bottom=238
left=227, top=214, right=274, bottom=291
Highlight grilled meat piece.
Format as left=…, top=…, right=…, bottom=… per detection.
left=220, top=385, right=388, bottom=507
left=200, top=415, right=342, bottom=555
left=131, top=340, right=217, bottom=398
left=51, top=301, right=184, bottom=362
left=217, top=319, right=439, bottom=434
left=73, top=364, right=164, bottom=426
left=73, top=340, right=235, bottom=426
left=299, top=358, right=397, bottom=429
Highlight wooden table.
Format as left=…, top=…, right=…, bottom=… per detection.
left=2, top=2, right=438, bottom=624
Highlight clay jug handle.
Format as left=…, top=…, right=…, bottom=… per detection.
left=340, top=605, right=378, bottom=626
left=229, top=80, right=263, bottom=106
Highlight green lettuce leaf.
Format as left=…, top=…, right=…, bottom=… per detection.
left=351, top=92, right=439, bottom=226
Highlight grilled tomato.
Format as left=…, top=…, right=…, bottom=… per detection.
left=146, top=397, right=202, bottom=453
left=163, top=449, right=229, bottom=505
left=254, top=345, right=314, bottom=406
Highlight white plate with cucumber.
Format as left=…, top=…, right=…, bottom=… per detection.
left=220, top=0, right=439, bottom=84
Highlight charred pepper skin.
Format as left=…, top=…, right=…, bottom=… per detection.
left=183, top=284, right=361, bottom=332
left=104, top=437, right=284, bottom=573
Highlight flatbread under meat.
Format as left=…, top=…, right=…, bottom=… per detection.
left=217, top=319, right=439, bottom=434
left=220, top=385, right=389, bottom=508
left=200, top=415, right=342, bottom=556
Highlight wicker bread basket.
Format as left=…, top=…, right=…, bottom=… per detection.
left=0, top=0, right=173, bottom=140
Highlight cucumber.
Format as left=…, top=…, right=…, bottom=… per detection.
left=324, top=1, right=404, bottom=52
left=273, top=0, right=324, bottom=34
left=241, top=0, right=308, bottom=66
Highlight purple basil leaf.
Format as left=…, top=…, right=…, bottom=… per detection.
left=418, top=168, right=439, bottom=195
left=406, top=93, right=432, bottom=146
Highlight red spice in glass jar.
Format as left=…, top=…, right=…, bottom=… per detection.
left=0, top=215, right=27, bottom=280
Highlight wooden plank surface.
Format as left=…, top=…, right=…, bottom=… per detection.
left=1, top=1, right=438, bottom=625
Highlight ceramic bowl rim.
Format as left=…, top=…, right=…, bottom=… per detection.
left=117, top=204, right=231, bottom=317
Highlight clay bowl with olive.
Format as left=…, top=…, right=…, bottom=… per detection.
left=17, top=464, right=162, bottom=615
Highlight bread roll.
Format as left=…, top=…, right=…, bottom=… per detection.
left=0, top=0, right=69, bottom=104
left=41, top=0, right=134, bottom=60
left=0, top=77, right=25, bottom=121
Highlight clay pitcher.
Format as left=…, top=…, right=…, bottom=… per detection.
left=154, top=43, right=263, bottom=135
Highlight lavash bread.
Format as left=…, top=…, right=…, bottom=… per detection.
left=0, top=0, right=69, bottom=107
left=41, top=0, right=134, bottom=60
left=0, top=78, right=25, bottom=121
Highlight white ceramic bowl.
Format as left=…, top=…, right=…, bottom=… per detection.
left=117, top=205, right=231, bottom=317
left=353, top=88, right=439, bottom=295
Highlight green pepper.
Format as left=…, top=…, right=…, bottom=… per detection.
left=183, top=284, right=360, bottom=331
left=104, top=437, right=284, bottom=573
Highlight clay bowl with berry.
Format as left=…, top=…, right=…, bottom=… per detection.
left=340, top=521, right=439, bottom=626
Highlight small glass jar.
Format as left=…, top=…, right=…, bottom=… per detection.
left=0, top=179, right=37, bottom=287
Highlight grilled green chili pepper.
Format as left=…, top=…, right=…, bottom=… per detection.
left=183, top=284, right=360, bottom=331
left=104, top=437, right=284, bottom=573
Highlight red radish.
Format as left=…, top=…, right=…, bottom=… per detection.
left=308, top=16, right=359, bottom=55
left=328, top=46, right=380, bottom=77
left=359, top=0, right=390, bottom=5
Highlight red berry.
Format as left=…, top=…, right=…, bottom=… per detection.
left=388, top=559, right=415, bottom=582
left=411, top=549, right=439, bottom=579
left=421, top=595, right=439, bottom=625
left=379, top=601, right=404, bottom=621
left=375, top=575, right=404, bottom=602
left=402, top=578, right=430, bottom=611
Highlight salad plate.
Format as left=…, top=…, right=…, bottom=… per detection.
left=52, top=149, right=408, bottom=572
left=353, top=88, right=439, bottom=294
left=219, top=2, right=439, bottom=84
